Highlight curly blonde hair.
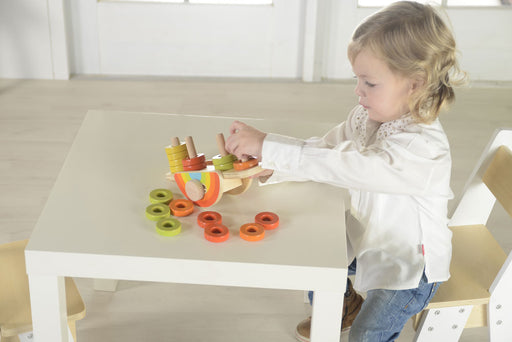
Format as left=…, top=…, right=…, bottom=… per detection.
left=348, top=1, right=466, bottom=124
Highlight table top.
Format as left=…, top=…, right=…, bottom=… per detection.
left=26, top=110, right=347, bottom=291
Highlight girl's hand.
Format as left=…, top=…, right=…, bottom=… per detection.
left=250, top=168, right=274, bottom=182
left=225, top=121, right=267, bottom=161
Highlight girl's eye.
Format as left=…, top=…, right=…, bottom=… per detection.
left=365, top=81, right=376, bottom=88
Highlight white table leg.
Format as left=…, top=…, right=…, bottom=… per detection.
left=310, top=291, right=344, bottom=342
left=93, top=279, right=119, bottom=291
left=28, top=275, right=69, bottom=342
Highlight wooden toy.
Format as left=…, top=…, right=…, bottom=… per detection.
left=145, top=203, right=171, bottom=221
left=156, top=218, right=182, bottom=237
left=182, top=136, right=207, bottom=171
left=169, top=198, right=194, bottom=217
left=204, top=224, right=230, bottom=243
left=233, top=157, right=259, bottom=171
left=171, top=133, right=263, bottom=207
left=255, top=212, right=279, bottom=230
left=212, top=133, right=237, bottom=171
left=149, top=189, right=173, bottom=204
left=239, top=223, right=265, bottom=242
left=166, top=137, right=189, bottom=174
left=197, top=211, right=222, bottom=228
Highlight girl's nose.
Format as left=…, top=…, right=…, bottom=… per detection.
left=354, top=80, right=364, bottom=97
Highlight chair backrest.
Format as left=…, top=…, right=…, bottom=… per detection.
left=450, top=129, right=512, bottom=227
left=482, top=145, right=512, bottom=219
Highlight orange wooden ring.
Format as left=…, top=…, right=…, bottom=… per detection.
left=239, top=223, right=265, bottom=242
left=204, top=224, right=230, bottom=243
left=197, top=211, right=222, bottom=228
left=169, top=199, right=195, bottom=217
left=255, top=212, right=279, bottom=230
left=182, top=154, right=206, bottom=167
left=233, top=157, right=259, bottom=171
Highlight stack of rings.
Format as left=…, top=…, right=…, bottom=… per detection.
left=239, top=223, right=265, bottom=242
left=255, top=212, right=279, bottom=230
left=204, top=224, right=230, bottom=243
left=156, top=218, right=182, bottom=237
left=197, top=211, right=222, bottom=228
left=149, top=188, right=173, bottom=204
left=233, top=157, right=259, bottom=171
left=211, top=154, right=237, bottom=171
left=169, top=198, right=195, bottom=217
left=182, top=153, right=207, bottom=171
left=145, top=203, right=171, bottom=221
left=165, top=143, right=189, bottom=174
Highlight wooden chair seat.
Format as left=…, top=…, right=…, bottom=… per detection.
left=0, top=240, right=85, bottom=340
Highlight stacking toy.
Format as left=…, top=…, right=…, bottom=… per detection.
left=149, top=189, right=173, bottom=204
left=146, top=203, right=171, bottom=221
left=255, top=212, right=280, bottom=230
left=204, top=224, right=230, bottom=243
left=182, top=136, right=207, bottom=171
left=166, top=137, right=189, bottom=174
left=239, top=223, right=265, bottom=242
left=156, top=218, right=182, bottom=237
left=169, top=198, right=195, bottom=217
left=197, top=211, right=222, bottom=228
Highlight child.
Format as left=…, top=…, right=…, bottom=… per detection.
left=225, top=1, right=466, bottom=341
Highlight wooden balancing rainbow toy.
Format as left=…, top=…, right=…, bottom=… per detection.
left=166, top=133, right=262, bottom=207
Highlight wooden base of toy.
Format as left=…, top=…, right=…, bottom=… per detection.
left=168, top=164, right=263, bottom=207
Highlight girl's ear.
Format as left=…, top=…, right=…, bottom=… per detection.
left=409, top=78, right=424, bottom=95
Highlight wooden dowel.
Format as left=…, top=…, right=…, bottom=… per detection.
left=171, top=137, right=180, bottom=147
left=185, top=136, right=197, bottom=158
left=216, top=133, right=228, bottom=157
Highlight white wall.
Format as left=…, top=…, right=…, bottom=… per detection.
left=1, top=0, right=512, bottom=81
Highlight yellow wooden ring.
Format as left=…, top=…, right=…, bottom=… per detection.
left=145, top=204, right=171, bottom=221
left=156, top=218, right=182, bottom=236
left=169, top=165, right=184, bottom=173
left=165, top=144, right=187, bottom=155
left=149, top=189, right=173, bottom=204
left=167, top=149, right=189, bottom=161
left=168, top=156, right=188, bottom=167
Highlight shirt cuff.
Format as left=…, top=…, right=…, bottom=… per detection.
left=261, top=133, right=304, bottom=172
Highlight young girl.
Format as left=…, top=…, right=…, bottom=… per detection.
left=225, top=1, right=465, bottom=341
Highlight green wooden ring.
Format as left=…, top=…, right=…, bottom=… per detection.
left=156, top=218, right=182, bottom=237
left=212, top=154, right=237, bottom=166
left=149, top=189, right=173, bottom=204
left=214, top=162, right=234, bottom=171
left=145, top=203, right=171, bottom=221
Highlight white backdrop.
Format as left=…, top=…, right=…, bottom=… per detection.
left=1, top=0, right=511, bottom=81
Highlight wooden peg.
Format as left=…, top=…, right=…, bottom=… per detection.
left=171, top=137, right=180, bottom=147
left=185, top=136, right=197, bottom=158
left=216, top=133, right=228, bottom=157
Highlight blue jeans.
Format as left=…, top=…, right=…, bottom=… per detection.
left=308, top=259, right=441, bottom=342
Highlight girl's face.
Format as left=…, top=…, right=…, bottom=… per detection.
left=352, top=48, right=416, bottom=123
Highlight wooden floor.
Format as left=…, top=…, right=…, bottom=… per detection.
left=1, top=77, right=511, bottom=341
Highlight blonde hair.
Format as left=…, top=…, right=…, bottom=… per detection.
left=348, top=1, right=466, bottom=124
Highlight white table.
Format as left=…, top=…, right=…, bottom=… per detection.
left=25, top=110, right=348, bottom=342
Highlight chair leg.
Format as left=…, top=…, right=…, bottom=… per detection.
left=93, top=279, right=118, bottom=292
left=413, top=305, right=473, bottom=342
left=488, top=255, right=512, bottom=341
left=68, top=320, right=77, bottom=342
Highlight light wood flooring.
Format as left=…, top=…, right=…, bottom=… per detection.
left=1, top=77, right=511, bottom=341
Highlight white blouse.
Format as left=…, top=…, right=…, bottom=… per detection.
left=260, top=105, right=453, bottom=292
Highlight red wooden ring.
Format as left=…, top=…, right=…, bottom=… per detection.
left=169, top=199, right=195, bottom=217
left=233, top=157, right=259, bottom=171
left=182, top=163, right=207, bottom=171
left=182, top=154, right=206, bottom=167
left=239, top=223, right=265, bottom=242
left=197, top=211, right=222, bottom=228
left=255, top=212, right=279, bottom=230
left=204, top=224, right=230, bottom=243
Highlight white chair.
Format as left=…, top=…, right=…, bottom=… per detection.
left=0, top=240, right=86, bottom=342
left=412, top=128, right=512, bottom=341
